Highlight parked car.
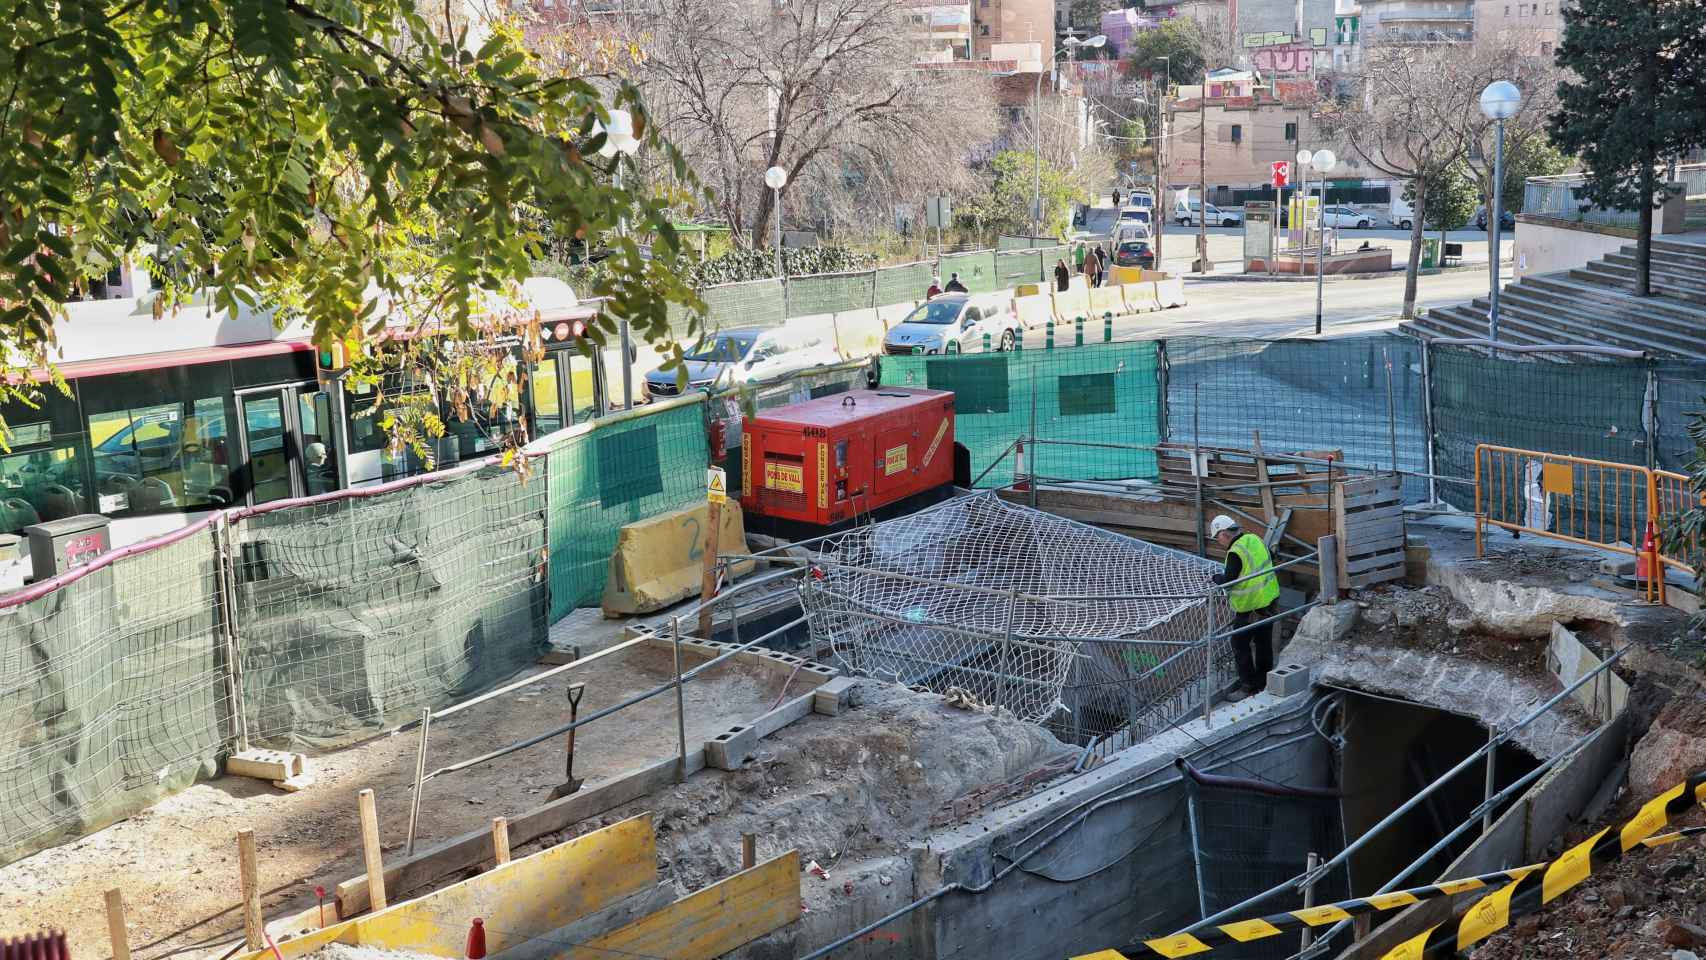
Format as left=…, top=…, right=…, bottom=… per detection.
left=644, top=326, right=840, bottom=397
left=1321, top=205, right=1375, bottom=229
left=882, top=294, right=1023, bottom=355
left=1173, top=200, right=1242, bottom=227
left=1475, top=206, right=1516, bottom=231
left=1112, top=239, right=1155, bottom=269
left=1110, top=221, right=1153, bottom=248
left=1118, top=205, right=1152, bottom=226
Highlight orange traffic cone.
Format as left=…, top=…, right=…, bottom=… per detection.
left=466, top=918, right=487, bottom=960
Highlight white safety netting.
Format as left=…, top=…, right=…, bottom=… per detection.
left=800, top=494, right=1234, bottom=742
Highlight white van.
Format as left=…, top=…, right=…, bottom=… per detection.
left=1173, top=199, right=1242, bottom=227
left=1389, top=194, right=1415, bottom=231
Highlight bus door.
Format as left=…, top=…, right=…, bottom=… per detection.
left=234, top=382, right=342, bottom=505
left=533, top=344, right=606, bottom=438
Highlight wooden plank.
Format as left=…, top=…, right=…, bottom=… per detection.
left=1347, top=564, right=1406, bottom=589
left=1343, top=532, right=1408, bottom=559
left=105, top=890, right=131, bottom=960
left=243, top=817, right=660, bottom=960
left=357, top=790, right=387, bottom=911
left=339, top=751, right=707, bottom=917
left=492, top=818, right=511, bottom=865
left=571, top=851, right=801, bottom=960
left=1253, top=433, right=1278, bottom=521
left=239, top=830, right=263, bottom=950
left=1342, top=514, right=1405, bottom=545
left=1338, top=482, right=1402, bottom=510
left=1345, top=551, right=1407, bottom=575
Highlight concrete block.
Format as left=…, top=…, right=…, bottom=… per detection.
left=1266, top=662, right=1312, bottom=697
left=705, top=723, right=759, bottom=770
left=812, top=676, right=862, bottom=716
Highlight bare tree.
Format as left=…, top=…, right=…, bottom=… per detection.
left=1319, top=42, right=1476, bottom=319
left=637, top=0, right=999, bottom=248
left=1449, top=34, right=1565, bottom=258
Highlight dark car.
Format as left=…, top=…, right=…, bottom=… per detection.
left=1475, top=207, right=1516, bottom=231
left=1112, top=239, right=1154, bottom=269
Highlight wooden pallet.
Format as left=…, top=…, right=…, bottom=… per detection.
left=1332, top=473, right=1406, bottom=590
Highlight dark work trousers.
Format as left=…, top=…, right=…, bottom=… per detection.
left=1230, top=602, right=1277, bottom=691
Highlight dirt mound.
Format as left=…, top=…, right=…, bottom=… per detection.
left=536, top=682, right=1073, bottom=893
left=1631, top=697, right=1706, bottom=800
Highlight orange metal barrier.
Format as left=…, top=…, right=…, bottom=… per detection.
left=1473, top=444, right=1676, bottom=603
left=1654, top=469, right=1704, bottom=582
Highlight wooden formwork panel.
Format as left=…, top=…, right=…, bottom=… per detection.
left=569, top=851, right=802, bottom=960
left=1333, top=474, right=1406, bottom=589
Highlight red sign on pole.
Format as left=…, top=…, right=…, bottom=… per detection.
left=1271, top=161, right=1290, bottom=188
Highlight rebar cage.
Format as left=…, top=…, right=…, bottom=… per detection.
left=799, top=494, right=1235, bottom=746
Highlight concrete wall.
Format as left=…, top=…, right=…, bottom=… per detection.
left=919, top=692, right=1333, bottom=960
left=1513, top=217, right=1631, bottom=280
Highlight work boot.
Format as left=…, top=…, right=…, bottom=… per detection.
left=1225, top=688, right=1250, bottom=703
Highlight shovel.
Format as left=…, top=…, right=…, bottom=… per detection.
left=548, top=682, right=587, bottom=800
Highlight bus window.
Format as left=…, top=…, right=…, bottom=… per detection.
left=83, top=365, right=237, bottom=516
left=298, top=390, right=340, bottom=496
left=0, top=389, right=89, bottom=532
left=533, top=356, right=563, bottom=437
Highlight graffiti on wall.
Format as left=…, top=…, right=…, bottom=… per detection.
left=1250, top=43, right=1315, bottom=74
left=1242, top=27, right=1329, bottom=49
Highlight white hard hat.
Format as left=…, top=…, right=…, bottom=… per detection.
left=1209, top=515, right=1240, bottom=538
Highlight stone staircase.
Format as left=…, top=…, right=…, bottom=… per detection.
left=1401, top=235, right=1706, bottom=360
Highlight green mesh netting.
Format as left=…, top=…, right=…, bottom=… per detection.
left=1165, top=335, right=1429, bottom=502
left=879, top=341, right=1163, bottom=486
left=546, top=397, right=710, bottom=618
left=0, top=535, right=227, bottom=866
left=669, top=279, right=787, bottom=335
left=1430, top=346, right=1650, bottom=511
left=235, top=465, right=549, bottom=750
left=939, top=251, right=1000, bottom=294
left=873, top=262, right=934, bottom=306
left=1654, top=360, right=1706, bottom=474
left=786, top=271, right=876, bottom=318
left=996, top=250, right=1044, bottom=288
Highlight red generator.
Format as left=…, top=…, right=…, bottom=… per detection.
left=741, top=388, right=957, bottom=535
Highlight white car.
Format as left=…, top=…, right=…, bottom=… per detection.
left=882, top=294, right=1024, bottom=355
left=1174, top=201, right=1242, bottom=227
left=644, top=325, right=843, bottom=397
left=1321, top=205, right=1375, bottom=229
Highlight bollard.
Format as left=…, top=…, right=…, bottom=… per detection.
left=983, top=331, right=991, bottom=352
left=1075, top=316, right=1084, bottom=346
left=1103, top=312, right=1113, bottom=342
left=1015, top=328, right=1024, bottom=351
left=1045, top=319, right=1055, bottom=349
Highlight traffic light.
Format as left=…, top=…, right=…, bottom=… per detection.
left=315, top=337, right=361, bottom=389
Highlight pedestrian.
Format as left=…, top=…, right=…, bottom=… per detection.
left=1054, top=259, right=1071, bottom=291
left=1074, top=242, right=1087, bottom=275
left=1091, top=245, right=1107, bottom=287
left=926, top=279, right=941, bottom=299
left=1209, top=515, right=1279, bottom=702
left=1113, top=188, right=1122, bottom=207
left=943, top=272, right=968, bottom=294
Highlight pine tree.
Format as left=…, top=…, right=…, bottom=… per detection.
left=1550, top=0, right=1706, bottom=297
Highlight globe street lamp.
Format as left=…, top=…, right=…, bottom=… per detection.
left=1037, top=34, right=1106, bottom=236
left=1300, top=149, right=1335, bottom=334
left=1480, top=80, right=1522, bottom=342
left=765, top=166, right=789, bottom=282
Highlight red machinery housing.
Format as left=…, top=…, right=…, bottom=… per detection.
left=741, top=388, right=956, bottom=530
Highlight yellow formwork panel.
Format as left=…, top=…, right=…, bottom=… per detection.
left=239, top=815, right=658, bottom=960
left=569, top=851, right=801, bottom=960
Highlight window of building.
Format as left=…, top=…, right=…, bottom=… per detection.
left=1504, top=3, right=1510, bottom=13
left=82, top=365, right=238, bottom=516
left=979, top=24, right=989, bottom=35
left=1230, top=124, right=1242, bottom=144
left=1284, top=121, right=1298, bottom=141
left=1540, top=40, right=1553, bottom=54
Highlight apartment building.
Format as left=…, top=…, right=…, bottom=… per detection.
left=1358, top=0, right=1476, bottom=42
left=1474, top=0, right=1565, bottom=55
left=972, top=0, right=1054, bottom=66
left=905, top=0, right=975, bottom=60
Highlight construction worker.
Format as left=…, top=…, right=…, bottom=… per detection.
left=1209, top=515, right=1279, bottom=702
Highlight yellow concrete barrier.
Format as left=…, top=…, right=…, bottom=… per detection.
left=876, top=301, right=918, bottom=331
left=602, top=501, right=754, bottom=616
left=1088, top=286, right=1125, bottom=318
left=1121, top=283, right=1159, bottom=313
left=1013, top=293, right=1053, bottom=331
left=831, top=308, right=885, bottom=359
left=1052, top=284, right=1091, bottom=324
left=1107, top=264, right=1145, bottom=286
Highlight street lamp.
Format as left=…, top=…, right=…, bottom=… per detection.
left=597, top=108, right=641, bottom=408
left=1036, top=34, right=1105, bottom=236
left=1480, top=80, right=1522, bottom=342
left=1299, top=148, right=1335, bottom=334
left=765, top=166, right=788, bottom=281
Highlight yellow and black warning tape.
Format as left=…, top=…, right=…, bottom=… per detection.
left=1070, top=770, right=1705, bottom=960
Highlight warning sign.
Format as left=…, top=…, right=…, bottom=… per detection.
left=763, top=462, right=802, bottom=493
left=707, top=466, right=728, bottom=503
left=884, top=445, right=909, bottom=476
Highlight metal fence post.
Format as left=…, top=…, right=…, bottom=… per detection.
left=1000, top=589, right=1019, bottom=713
left=1300, top=851, right=1321, bottom=949
left=1384, top=346, right=1399, bottom=474
left=1202, top=593, right=1217, bottom=727
left=672, top=617, right=689, bottom=782
left=1075, top=317, right=1084, bottom=347
left=214, top=515, right=250, bottom=751
left=1184, top=774, right=1211, bottom=920
left=1421, top=340, right=1438, bottom=505
left=1482, top=724, right=1497, bottom=835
